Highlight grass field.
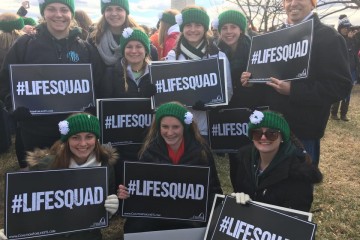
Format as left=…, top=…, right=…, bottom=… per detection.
left=1, top=85, right=360, bottom=239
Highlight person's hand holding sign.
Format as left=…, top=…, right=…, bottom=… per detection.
left=240, top=72, right=253, bottom=87
left=231, top=192, right=251, bottom=204
left=267, top=77, right=291, bottom=96
left=117, top=184, right=130, bottom=199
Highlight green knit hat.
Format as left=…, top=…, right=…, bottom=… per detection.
left=23, top=17, right=37, bottom=26
left=218, top=10, right=247, bottom=33
left=0, top=17, right=24, bottom=33
left=58, top=114, right=100, bottom=142
left=120, top=27, right=150, bottom=54
left=101, top=0, right=129, bottom=14
left=155, top=102, right=193, bottom=129
left=248, top=110, right=290, bottom=143
left=176, top=8, right=210, bottom=32
left=38, top=0, right=75, bottom=17
left=159, top=12, right=176, bottom=26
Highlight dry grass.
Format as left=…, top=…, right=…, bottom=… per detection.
left=1, top=86, right=360, bottom=239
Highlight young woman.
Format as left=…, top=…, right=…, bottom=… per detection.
left=89, top=0, right=157, bottom=94
left=117, top=102, right=223, bottom=233
left=0, top=0, right=103, bottom=169
left=0, top=113, right=118, bottom=240
left=165, top=5, right=233, bottom=139
left=157, top=9, right=180, bottom=59
left=233, top=110, right=323, bottom=211
left=101, top=27, right=155, bottom=189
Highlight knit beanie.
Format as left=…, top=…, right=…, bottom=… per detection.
left=155, top=102, right=193, bottom=129
left=23, top=17, right=37, bottom=26
left=248, top=110, right=290, bottom=143
left=38, top=0, right=75, bottom=16
left=159, top=12, right=176, bottom=26
left=218, top=10, right=247, bottom=33
left=58, top=114, right=100, bottom=142
left=0, top=17, right=24, bottom=33
left=120, top=27, right=150, bottom=54
left=176, top=8, right=210, bottom=32
left=101, top=0, right=129, bottom=15
left=338, top=14, right=352, bottom=30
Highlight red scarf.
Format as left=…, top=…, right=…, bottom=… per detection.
left=167, top=139, right=185, bottom=164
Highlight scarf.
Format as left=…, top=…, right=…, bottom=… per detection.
left=167, top=139, right=185, bottom=165
left=97, top=29, right=122, bottom=65
left=69, top=153, right=101, bottom=168
left=180, top=37, right=206, bottom=60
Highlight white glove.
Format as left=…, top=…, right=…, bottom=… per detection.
left=0, top=229, right=7, bottom=240
left=104, top=194, right=119, bottom=216
left=231, top=192, right=251, bottom=205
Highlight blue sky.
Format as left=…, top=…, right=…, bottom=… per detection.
left=1, top=0, right=359, bottom=29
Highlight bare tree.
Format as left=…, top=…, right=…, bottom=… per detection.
left=226, top=0, right=360, bottom=32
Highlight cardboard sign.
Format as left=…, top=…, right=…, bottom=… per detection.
left=150, top=58, right=227, bottom=108
left=205, top=195, right=316, bottom=240
left=10, top=64, right=95, bottom=115
left=247, top=19, right=313, bottom=82
left=122, top=162, right=210, bottom=222
left=5, top=167, right=108, bottom=239
left=97, top=98, right=153, bottom=146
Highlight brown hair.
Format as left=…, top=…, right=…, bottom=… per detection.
left=0, top=13, right=24, bottom=50
left=158, top=9, right=180, bottom=48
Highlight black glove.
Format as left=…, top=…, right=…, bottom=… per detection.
left=142, top=84, right=157, bottom=98
left=84, top=106, right=96, bottom=116
left=192, top=100, right=207, bottom=111
left=12, top=107, right=32, bottom=121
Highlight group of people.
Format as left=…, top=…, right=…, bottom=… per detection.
left=0, top=0, right=354, bottom=238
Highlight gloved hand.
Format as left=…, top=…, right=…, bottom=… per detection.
left=104, top=194, right=119, bottom=216
left=11, top=106, right=32, bottom=121
left=192, top=100, right=207, bottom=111
left=0, top=229, right=7, bottom=240
left=142, top=84, right=157, bottom=98
left=231, top=192, right=251, bottom=205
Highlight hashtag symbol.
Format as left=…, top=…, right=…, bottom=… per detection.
left=104, top=116, right=112, bottom=129
left=11, top=194, right=23, bottom=213
left=155, top=81, right=162, bottom=93
left=219, top=216, right=231, bottom=233
left=212, top=124, right=219, bottom=137
left=16, top=82, right=26, bottom=96
left=127, top=180, right=137, bottom=195
left=251, top=50, right=259, bottom=64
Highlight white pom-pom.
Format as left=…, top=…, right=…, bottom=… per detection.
left=122, top=27, right=133, bottom=38
left=249, top=110, right=264, bottom=124
left=184, top=112, right=193, bottom=125
left=175, top=14, right=183, bottom=26
left=158, top=12, right=163, bottom=20
left=102, top=0, right=111, bottom=3
left=58, top=120, right=70, bottom=135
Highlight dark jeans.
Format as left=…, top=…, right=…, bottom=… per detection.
left=299, top=138, right=320, bottom=166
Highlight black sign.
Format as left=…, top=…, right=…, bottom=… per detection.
left=10, top=64, right=95, bottom=115
left=5, top=167, right=108, bottom=239
left=247, top=19, right=313, bottom=82
left=97, top=98, right=153, bottom=146
left=150, top=58, right=227, bottom=108
left=206, top=195, right=316, bottom=240
left=208, top=107, right=269, bottom=152
left=122, top=162, right=210, bottom=222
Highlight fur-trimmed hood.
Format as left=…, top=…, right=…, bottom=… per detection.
left=26, top=143, right=118, bottom=170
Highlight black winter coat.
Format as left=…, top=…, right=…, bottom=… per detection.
left=233, top=143, right=322, bottom=212
left=124, top=134, right=223, bottom=233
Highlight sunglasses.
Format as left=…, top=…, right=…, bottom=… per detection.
left=251, top=129, right=280, bottom=141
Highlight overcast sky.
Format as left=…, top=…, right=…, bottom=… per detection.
left=1, top=0, right=359, bottom=29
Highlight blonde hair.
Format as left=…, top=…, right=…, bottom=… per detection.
left=0, top=13, right=24, bottom=50
left=90, top=14, right=139, bottom=45
left=138, top=101, right=209, bottom=163
left=158, top=9, right=180, bottom=48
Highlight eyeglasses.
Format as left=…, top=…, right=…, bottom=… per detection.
left=251, top=129, right=280, bottom=141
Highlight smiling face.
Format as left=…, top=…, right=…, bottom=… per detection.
left=43, top=3, right=72, bottom=38
left=252, top=127, right=282, bottom=155
left=68, top=132, right=96, bottom=164
left=160, top=116, right=184, bottom=152
left=283, top=0, right=314, bottom=25
left=220, top=23, right=241, bottom=50
left=104, top=5, right=127, bottom=33
left=124, top=40, right=146, bottom=66
left=183, top=22, right=206, bottom=47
